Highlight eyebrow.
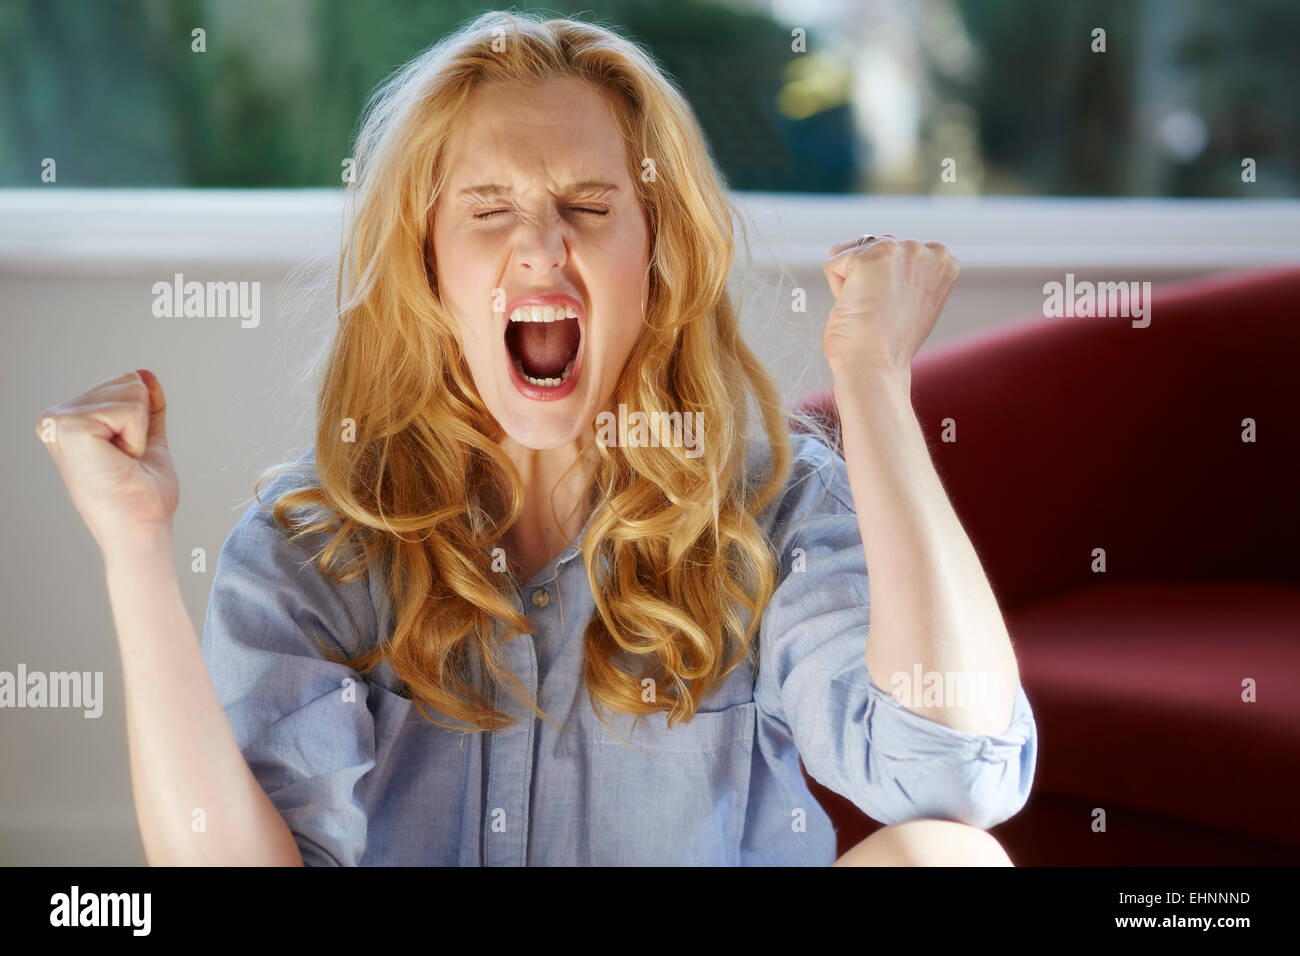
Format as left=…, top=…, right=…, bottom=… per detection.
left=455, top=181, right=622, bottom=203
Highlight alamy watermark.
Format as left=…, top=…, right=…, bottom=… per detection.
left=889, top=665, right=1001, bottom=711
left=1043, top=273, right=1151, bottom=328
left=595, top=403, right=703, bottom=458
left=50, top=886, right=150, bottom=936
left=0, top=664, right=103, bottom=718
left=152, top=272, right=260, bottom=328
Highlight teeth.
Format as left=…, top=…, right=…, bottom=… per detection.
left=513, top=355, right=576, bottom=388
left=509, top=303, right=580, bottom=323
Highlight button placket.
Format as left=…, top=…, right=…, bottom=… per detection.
left=482, top=621, right=537, bottom=866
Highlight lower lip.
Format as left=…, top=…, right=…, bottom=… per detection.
left=504, top=325, right=584, bottom=402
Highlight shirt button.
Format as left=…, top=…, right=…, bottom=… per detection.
left=531, top=587, right=550, bottom=608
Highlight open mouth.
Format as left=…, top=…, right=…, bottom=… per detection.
left=504, top=298, right=583, bottom=389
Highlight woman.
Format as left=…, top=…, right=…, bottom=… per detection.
left=37, top=11, right=1035, bottom=866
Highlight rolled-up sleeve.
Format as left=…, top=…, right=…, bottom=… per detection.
left=755, top=435, right=1038, bottom=830
left=199, top=470, right=385, bottom=866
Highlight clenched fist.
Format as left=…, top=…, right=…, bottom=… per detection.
left=821, top=235, right=960, bottom=374
left=36, top=369, right=179, bottom=556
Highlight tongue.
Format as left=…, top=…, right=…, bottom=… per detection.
left=509, top=318, right=580, bottom=378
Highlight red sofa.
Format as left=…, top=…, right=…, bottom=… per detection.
left=793, top=265, right=1300, bottom=865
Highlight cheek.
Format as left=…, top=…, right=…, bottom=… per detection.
left=606, top=286, right=645, bottom=364
left=600, top=227, right=649, bottom=305
left=433, top=236, right=491, bottom=351
left=600, top=233, right=650, bottom=360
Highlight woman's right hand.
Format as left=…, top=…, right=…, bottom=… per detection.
left=36, top=368, right=180, bottom=556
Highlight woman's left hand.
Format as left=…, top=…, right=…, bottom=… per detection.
left=821, top=235, right=961, bottom=376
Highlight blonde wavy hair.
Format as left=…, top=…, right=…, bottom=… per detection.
left=259, top=9, right=828, bottom=734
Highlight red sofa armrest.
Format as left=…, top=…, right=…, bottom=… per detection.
left=794, top=265, right=1300, bottom=610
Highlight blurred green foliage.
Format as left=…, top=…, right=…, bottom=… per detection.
left=949, top=0, right=1300, bottom=196
left=0, top=0, right=855, bottom=190
left=1, top=0, right=1295, bottom=195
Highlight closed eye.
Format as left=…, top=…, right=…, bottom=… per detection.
left=473, top=206, right=609, bottom=220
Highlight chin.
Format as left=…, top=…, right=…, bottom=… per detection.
left=494, top=392, right=594, bottom=450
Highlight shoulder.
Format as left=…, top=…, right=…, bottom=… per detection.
left=224, top=447, right=329, bottom=560
left=745, top=430, right=857, bottom=541
left=210, top=447, right=381, bottom=658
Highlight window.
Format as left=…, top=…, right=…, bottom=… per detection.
left=4, top=0, right=1297, bottom=196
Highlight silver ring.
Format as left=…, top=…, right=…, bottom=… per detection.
left=856, top=234, right=875, bottom=246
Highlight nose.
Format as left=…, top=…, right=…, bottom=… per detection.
left=512, top=209, right=568, bottom=275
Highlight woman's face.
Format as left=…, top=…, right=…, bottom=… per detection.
left=431, top=76, right=650, bottom=450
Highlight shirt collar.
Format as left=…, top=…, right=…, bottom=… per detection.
left=473, top=492, right=602, bottom=586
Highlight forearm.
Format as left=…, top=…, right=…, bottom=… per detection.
left=831, top=363, right=1019, bottom=735
left=103, top=532, right=303, bottom=866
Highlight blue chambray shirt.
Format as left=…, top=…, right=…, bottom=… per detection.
left=200, top=431, right=1037, bottom=866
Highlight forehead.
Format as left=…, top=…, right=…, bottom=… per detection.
left=440, top=77, right=631, bottom=190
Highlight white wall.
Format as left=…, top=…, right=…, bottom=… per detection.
left=2, top=190, right=1296, bottom=863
